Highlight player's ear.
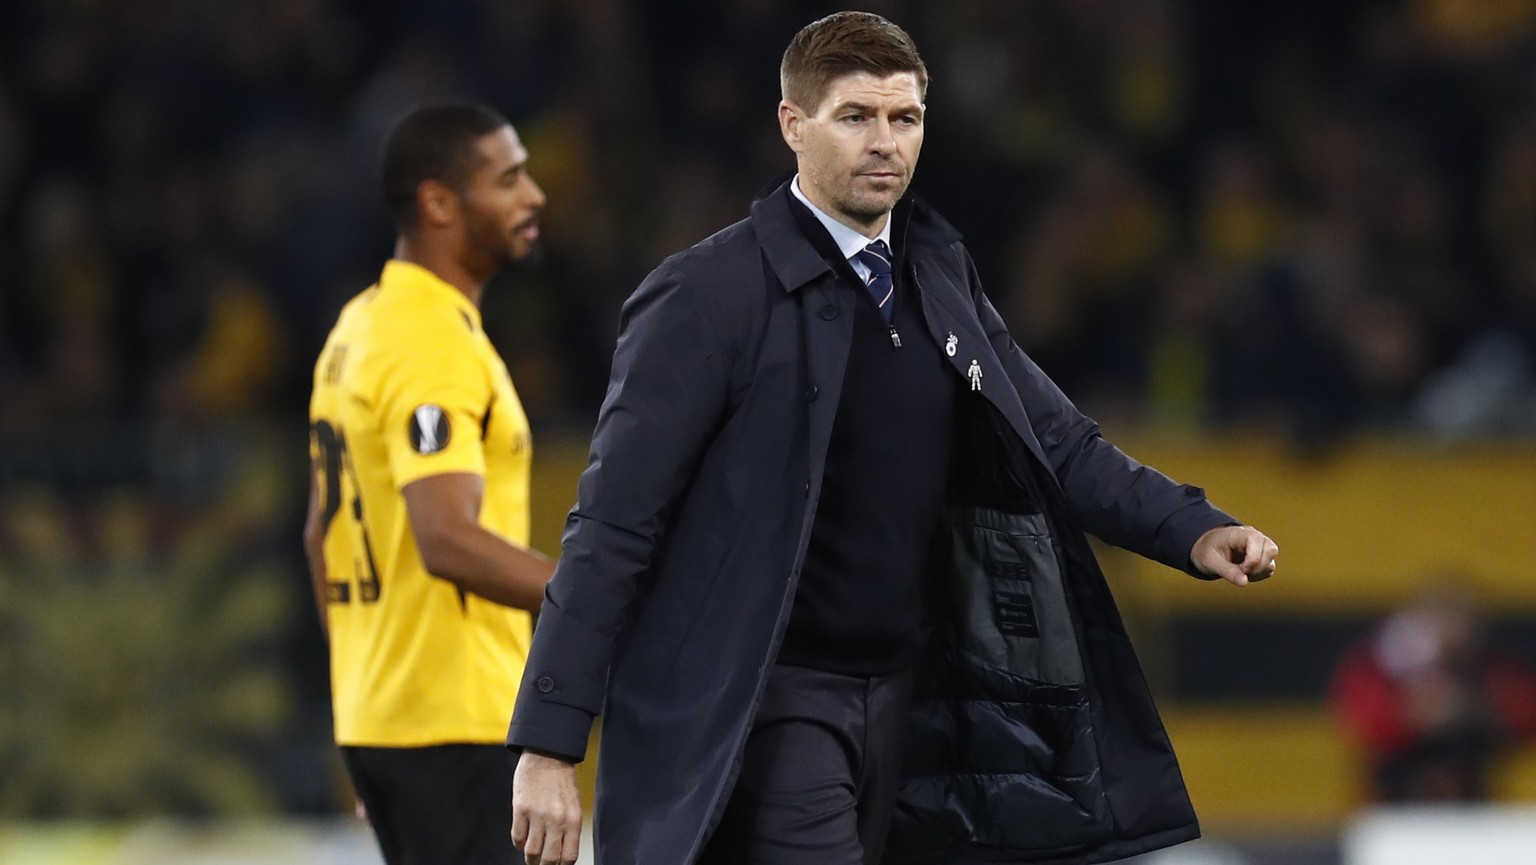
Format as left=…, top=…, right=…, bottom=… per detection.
left=417, top=179, right=459, bottom=228
left=779, top=100, right=806, bottom=154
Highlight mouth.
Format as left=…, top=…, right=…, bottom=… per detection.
left=514, top=219, right=540, bottom=243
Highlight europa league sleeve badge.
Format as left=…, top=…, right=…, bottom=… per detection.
left=408, top=404, right=451, bottom=454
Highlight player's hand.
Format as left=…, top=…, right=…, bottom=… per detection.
left=511, top=750, right=582, bottom=865
left=1191, top=525, right=1278, bottom=586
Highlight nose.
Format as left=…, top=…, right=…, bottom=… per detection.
left=525, top=174, right=547, bottom=209
left=868, top=117, right=897, bottom=155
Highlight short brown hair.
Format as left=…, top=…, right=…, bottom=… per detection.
left=780, top=11, right=928, bottom=113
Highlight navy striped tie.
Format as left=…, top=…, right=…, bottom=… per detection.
left=854, top=240, right=894, bottom=322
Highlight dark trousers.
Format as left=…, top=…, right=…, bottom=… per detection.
left=697, top=663, right=913, bottom=865
left=341, top=744, right=516, bottom=865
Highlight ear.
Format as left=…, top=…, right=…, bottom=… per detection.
left=778, top=100, right=806, bottom=155
left=416, top=179, right=459, bottom=228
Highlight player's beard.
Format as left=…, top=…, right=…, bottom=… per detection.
left=504, top=239, right=543, bottom=272
left=468, top=213, right=539, bottom=275
left=840, top=159, right=909, bottom=219
left=501, top=213, right=544, bottom=272
left=805, top=159, right=910, bottom=224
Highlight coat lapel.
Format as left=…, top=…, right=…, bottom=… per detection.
left=750, top=185, right=857, bottom=529
left=911, top=256, right=1056, bottom=475
left=749, top=181, right=1054, bottom=507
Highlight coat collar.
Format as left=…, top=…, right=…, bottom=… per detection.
left=749, top=175, right=964, bottom=293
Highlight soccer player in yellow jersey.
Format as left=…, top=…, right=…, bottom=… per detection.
left=304, top=103, right=554, bottom=865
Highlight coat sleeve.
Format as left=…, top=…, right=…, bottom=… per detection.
left=507, top=255, right=736, bottom=760
left=963, top=250, right=1237, bottom=577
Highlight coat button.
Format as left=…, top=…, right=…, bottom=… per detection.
left=806, top=384, right=818, bottom=402
left=819, top=304, right=838, bottom=320
left=536, top=676, right=554, bottom=693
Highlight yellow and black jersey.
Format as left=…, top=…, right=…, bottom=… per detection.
left=309, top=259, right=533, bottom=747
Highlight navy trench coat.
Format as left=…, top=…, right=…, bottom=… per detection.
left=508, top=181, right=1238, bottom=864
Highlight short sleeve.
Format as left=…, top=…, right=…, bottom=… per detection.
left=375, top=320, right=492, bottom=489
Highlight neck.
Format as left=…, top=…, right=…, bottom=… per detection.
left=395, top=235, right=486, bottom=307
left=798, top=177, right=889, bottom=239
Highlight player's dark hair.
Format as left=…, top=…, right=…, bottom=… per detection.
left=781, top=11, right=928, bottom=113
left=381, top=103, right=509, bottom=231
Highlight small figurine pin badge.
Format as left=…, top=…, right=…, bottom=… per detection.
left=967, top=359, right=983, bottom=392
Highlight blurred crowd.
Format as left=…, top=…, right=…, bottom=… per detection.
left=2, top=0, right=1536, bottom=445
left=1332, top=583, right=1536, bottom=802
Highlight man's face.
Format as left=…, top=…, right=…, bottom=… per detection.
left=459, top=126, right=546, bottom=272
left=780, top=71, right=925, bottom=233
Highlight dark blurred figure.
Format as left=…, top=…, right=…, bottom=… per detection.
left=1331, top=583, right=1536, bottom=802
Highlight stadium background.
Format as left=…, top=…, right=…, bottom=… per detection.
left=2, top=0, right=1536, bottom=862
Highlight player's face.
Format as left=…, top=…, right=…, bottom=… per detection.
left=780, top=71, right=925, bottom=233
left=460, top=126, right=546, bottom=272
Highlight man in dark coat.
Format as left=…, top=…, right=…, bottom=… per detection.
left=509, top=12, right=1279, bottom=865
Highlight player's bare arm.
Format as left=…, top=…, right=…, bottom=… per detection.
left=402, top=471, right=554, bottom=610
left=303, top=473, right=330, bottom=636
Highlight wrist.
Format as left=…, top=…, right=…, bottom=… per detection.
left=524, top=747, right=577, bottom=766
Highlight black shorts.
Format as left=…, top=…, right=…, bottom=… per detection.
left=341, top=744, right=516, bottom=865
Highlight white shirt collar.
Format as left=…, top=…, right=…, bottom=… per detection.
left=790, top=174, right=892, bottom=263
